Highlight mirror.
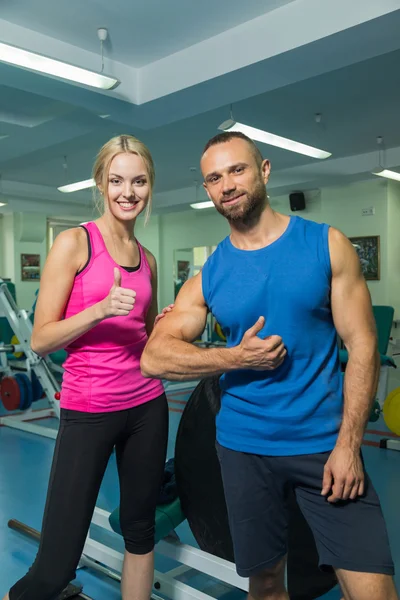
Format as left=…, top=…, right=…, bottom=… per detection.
left=173, top=246, right=226, bottom=346
left=173, top=246, right=216, bottom=297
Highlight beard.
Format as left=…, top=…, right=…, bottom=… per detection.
left=215, top=179, right=268, bottom=226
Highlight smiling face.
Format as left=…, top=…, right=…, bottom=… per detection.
left=201, top=137, right=271, bottom=224
left=104, top=152, right=150, bottom=222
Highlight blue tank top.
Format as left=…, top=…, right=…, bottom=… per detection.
left=202, top=215, right=343, bottom=456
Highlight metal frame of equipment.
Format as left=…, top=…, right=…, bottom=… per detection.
left=0, top=281, right=61, bottom=440
left=8, top=504, right=249, bottom=600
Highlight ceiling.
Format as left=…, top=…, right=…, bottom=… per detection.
left=0, top=0, right=400, bottom=217
left=0, top=0, right=296, bottom=67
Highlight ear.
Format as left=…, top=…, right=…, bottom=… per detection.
left=261, top=159, right=271, bottom=185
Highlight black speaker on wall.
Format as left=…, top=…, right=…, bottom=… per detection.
left=289, top=192, right=305, bottom=212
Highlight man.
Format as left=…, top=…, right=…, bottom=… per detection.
left=141, top=132, right=397, bottom=600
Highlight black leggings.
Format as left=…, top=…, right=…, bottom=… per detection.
left=9, top=393, right=168, bottom=600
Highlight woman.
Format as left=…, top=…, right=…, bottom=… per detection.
left=4, top=135, right=168, bottom=600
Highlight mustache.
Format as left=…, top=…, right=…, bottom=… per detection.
left=221, top=191, right=246, bottom=203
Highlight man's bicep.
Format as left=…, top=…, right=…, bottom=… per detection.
left=150, top=274, right=208, bottom=343
left=158, top=307, right=207, bottom=342
left=332, top=275, right=376, bottom=349
left=330, top=229, right=376, bottom=348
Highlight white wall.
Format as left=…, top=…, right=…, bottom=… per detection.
left=135, top=214, right=161, bottom=269
left=387, top=181, right=400, bottom=317
left=322, top=179, right=389, bottom=308
left=14, top=240, right=47, bottom=310
left=158, top=209, right=229, bottom=307
left=1, top=212, right=89, bottom=310
left=1, top=214, right=15, bottom=282
left=12, top=213, right=48, bottom=310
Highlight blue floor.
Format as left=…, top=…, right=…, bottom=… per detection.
left=0, top=388, right=399, bottom=599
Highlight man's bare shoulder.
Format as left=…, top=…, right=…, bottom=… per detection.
left=328, top=226, right=349, bottom=245
left=328, top=227, right=361, bottom=276
left=149, top=272, right=207, bottom=342
left=175, top=272, right=206, bottom=309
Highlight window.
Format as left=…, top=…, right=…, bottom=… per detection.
left=47, top=218, right=85, bottom=251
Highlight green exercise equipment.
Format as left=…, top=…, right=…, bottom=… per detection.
left=14, top=373, right=33, bottom=410
left=214, top=321, right=226, bottom=342
left=369, top=400, right=381, bottom=423
left=109, top=496, right=184, bottom=543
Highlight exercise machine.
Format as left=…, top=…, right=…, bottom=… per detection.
left=340, top=304, right=397, bottom=408
left=0, top=280, right=61, bottom=440
left=340, top=304, right=400, bottom=451
left=6, top=376, right=339, bottom=600
left=9, top=501, right=248, bottom=600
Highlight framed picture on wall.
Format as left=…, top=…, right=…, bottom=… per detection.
left=21, top=253, right=41, bottom=281
left=349, top=235, right=380, bottom=281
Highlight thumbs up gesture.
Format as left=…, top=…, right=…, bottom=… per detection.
left=99, top=267, right=136, bottom=319
left=237, top=316, right=287, bottom=371
left=113, top=267, right=122, bottom=289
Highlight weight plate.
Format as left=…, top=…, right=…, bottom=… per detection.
left=14, top=373, right=27, bottom=410
left=0, top=376, right=21, bottom=411
left=15, top=373, right=33, bottom=410
left=22, top=373, right=33, bottom=410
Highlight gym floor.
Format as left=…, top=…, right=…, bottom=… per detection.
left=1, top=374, right=399, bottom=600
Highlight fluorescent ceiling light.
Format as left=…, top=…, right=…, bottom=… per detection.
left=0, top=42, right=119, bottom=90
left=0, top=202, right=7, bottom=207
left=218, top=119, right=331, bottom=160
left=58, top=178, right=95, bottom=193
left=190, top=201, right=215, bottom=210
left=373, top=168, right=400, bottom=182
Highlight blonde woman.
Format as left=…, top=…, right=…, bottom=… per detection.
left=4, top=135, right=168, bottom=600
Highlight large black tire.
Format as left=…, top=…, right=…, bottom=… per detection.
left=174, top=376, right=338, bottom=600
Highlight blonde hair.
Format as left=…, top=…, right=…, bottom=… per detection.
left=92, top=134, right=155, bottom=224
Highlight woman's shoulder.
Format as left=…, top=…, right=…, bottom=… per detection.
left=49, top=227, right=88, bottom=272
left=140, top=244, right=157, bottom=271
left=52, top=227, right=87, bottom=252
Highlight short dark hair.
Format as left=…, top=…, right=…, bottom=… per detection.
left=202, top=131, right=264, bottom=167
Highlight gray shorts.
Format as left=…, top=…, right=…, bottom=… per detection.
left=216, top=443, right=395, bottom=578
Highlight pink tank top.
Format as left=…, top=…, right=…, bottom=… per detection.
left=60, top=221, right=164, bottom=412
